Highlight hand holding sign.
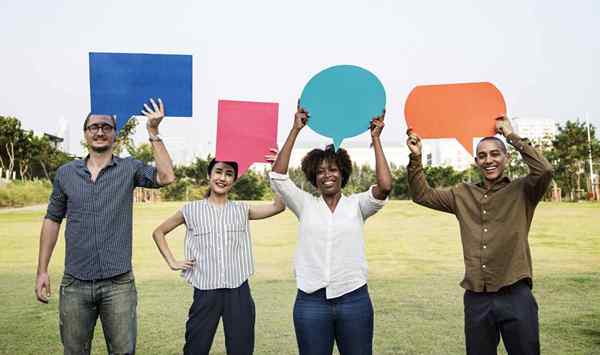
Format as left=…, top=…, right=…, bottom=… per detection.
left=300, top=65, right=386, bottom=150
left=216, top=100, right=279, bottom=176
left=404, top=82, right=506, bottom=155
left=141, top=98, right=165, bottom=135
left=89, top=52, right=193, bottom=131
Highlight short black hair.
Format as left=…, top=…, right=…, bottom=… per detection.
left=301, top=144, right=352, bottom=188
left=207, top=158, right=239, bottom=181
left=476, top=136, right=507, bottom=155
left=83, top=113, right=117, bottom=131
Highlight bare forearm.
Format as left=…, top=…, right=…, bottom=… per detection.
left=37, top=219, right=60, bottom=275
left=151, top=140, right=176, bottom=185
left=272, top=128, right=300, bottom=174
left=372, top=137, right=392, bottom=197
left=152, top=231, right=177, bottom=267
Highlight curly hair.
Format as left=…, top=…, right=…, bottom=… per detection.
left=301, top=144, right=352, bottom=188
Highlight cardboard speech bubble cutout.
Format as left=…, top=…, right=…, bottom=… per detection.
left=89, top=52, right=193, bottom=131
left=404, top=82, right=506, bottom=155
left=216, top=100, right=279, bottom=176
left=300, top=65, right=386, bottom=150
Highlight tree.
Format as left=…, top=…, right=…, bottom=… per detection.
left=390, top=166, right=409, bottom=199
left=547, top=120, right=600, bottom=200
left=231, top=170, right=268, bottom=200
left=423, top=165, right=464, bottom=188
left=126, top=142, right=154, bottom=164
left=0, top=116, right=73, bottom=180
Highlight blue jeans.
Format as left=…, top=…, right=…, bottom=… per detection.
left=59, top=272, right=137, bottom=355
left=293, top=284, right=373, bottom=355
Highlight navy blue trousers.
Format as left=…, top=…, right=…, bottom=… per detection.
left=184, top=281, right=255, bottom=355
left=464, top=280, right=540, bottom=355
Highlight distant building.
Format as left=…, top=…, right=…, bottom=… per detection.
left=289, top=141, right=410, bottom=169
left=55, top=116, right=71, bottom=152
left=43, top=133, right=64, bottom=149
left=412, top=139, right=475, bottom=171
left=512, top=116, right=557, bottom=145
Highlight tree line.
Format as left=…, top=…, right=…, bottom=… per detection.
left=1, top=115, right=598, bottom=201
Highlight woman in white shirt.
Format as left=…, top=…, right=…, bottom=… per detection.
left=269, top=104, right=392, bottom=355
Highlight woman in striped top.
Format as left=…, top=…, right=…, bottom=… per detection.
left=152, top=158, right=285, bottom=355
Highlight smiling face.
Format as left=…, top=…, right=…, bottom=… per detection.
left=84, top=115, right=116, bottom=153
left=315, top=159, right=343, bottom=197
left=475, top=139, right=509, bottom=184
left=208, top=162, right=237, bottom=196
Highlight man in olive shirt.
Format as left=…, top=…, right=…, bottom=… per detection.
left=406, top=116, right=553, bottom=355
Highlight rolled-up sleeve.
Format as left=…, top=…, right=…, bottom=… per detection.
left=133, top=159, right=160, bottom=188
left=269, top=172, right=308, bottom=218
left=45, top=170, right=67, bottom=223
left=357, top=185, right=388, bottom=220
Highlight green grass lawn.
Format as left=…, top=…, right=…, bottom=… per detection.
left=1, top=201, right=599, bottom=354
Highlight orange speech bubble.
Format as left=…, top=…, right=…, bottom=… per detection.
left=404, top=82, right=506, bottom=155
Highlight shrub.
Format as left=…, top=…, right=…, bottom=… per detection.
left=0, top=180, right=52, bottom=208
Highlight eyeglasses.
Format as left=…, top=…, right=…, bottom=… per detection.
left=86, top=123, right=114, bottom=134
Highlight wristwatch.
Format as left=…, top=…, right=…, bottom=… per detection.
left=148, top=133, right=163, bottom=142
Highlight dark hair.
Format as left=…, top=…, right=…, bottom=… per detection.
left=207, top=159, right=239, bottom=181
left=204, top=159, right=239, bottom=198
left=476, top=136, right=507, bottom=155
left=301, top=144, right=352, bottom=188
left=83, top=113, right=117, bottom=131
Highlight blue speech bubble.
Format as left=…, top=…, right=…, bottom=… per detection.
left=89, top=52, right=193, bottom=131
left=300, top=65, right=386, bottom=150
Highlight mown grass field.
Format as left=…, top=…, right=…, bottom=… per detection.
left=1, top=201, right=599, bottom=354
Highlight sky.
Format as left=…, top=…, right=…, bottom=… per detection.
left=1, top=0, right=598, bottom=160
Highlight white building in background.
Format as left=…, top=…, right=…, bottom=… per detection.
left=288, top=141, right=410, bottom=169
left=422, top=139, right=474, bottom=171
left=54, top=116, right=71, bottom=152
left=512, top=116, right=557, bottom=144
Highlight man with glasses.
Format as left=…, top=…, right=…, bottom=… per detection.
left=35, top=98, right=176, bottom=354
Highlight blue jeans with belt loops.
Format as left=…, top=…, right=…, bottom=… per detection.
left=293, top=284, right=374, bottom=355
left=59, top=271, right=137, bottom=355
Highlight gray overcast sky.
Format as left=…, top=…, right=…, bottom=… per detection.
left=1, top=0, right=598, bottom=158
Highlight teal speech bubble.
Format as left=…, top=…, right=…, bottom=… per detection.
left=300, top=65, right=386, bottom=150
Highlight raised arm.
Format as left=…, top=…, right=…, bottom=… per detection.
left=249, top=194, right=286, bottom=220
left=406, top=130, right=456, bottom=213
left=271, top=102, right=308, bottom=174
left=142, top=98, right=176, bottom=186
left=370, top=110, right=392, bottom=199
left=152, top=211, right=194, bottom=271
left=496, top=116, right=553, bottom=203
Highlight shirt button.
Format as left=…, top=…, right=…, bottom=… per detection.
left=484, top=194, right=488, bottom=198
left=482, top=264, right=487, bottom=269
left=483, top=210, right=487, bottom=214
left=483, top=245, right=487, bottom=249
left=484, top=228, right=488, bottom=232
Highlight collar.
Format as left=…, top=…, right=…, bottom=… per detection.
left=476, top=174, right=511, bottom=191
left=76, top=154, right=118, bottom=169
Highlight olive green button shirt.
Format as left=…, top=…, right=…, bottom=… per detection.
left=407, top=133, right=554, bottom=292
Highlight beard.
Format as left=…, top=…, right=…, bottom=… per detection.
left=90, top=144, right=112, bottom=153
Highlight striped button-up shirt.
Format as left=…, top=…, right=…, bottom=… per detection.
left=181, top=200, right=253, bottom=290
left=45, top=155, right=160, bottom=280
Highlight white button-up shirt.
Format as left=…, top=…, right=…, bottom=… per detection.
left=269, top=172, right=387, bottom=299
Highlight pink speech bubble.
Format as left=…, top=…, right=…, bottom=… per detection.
left=404, top=82, right=506, bottom=155
left=216, top=100, right=279, bottom=176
